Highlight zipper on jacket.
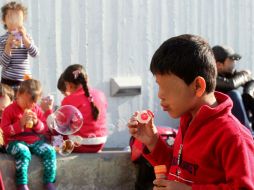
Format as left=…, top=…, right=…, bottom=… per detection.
left=176, top=144, right=183, bottom=176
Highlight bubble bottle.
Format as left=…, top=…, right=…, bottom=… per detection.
left=137, top=110, right=154, bottom=124
left=154, top=165, right=167, bottom=179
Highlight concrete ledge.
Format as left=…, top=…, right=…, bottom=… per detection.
left=0, top=151, right=137, bottom=190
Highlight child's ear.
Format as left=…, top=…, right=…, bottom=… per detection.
left=194, top=76, right=206, bottom=97
left=216, top=61, right=224, bottom=72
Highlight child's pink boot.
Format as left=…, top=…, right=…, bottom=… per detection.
left=17, top=184, right=29, bottom=190
left=44, top=182, right=56, bottom=190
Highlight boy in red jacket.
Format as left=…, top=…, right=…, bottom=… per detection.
left=128, top=34, right=254, bottom=190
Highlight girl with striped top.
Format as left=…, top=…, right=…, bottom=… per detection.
left=0, top=2, right=39, bottom=91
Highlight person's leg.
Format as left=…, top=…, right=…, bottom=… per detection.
left=227, top=90, right=252, bottom=132
left=242, top=94, right=254, bottom=118
left=30, top=141, right=57, bottom=190
left=6, top=141, right=31, bottom=190
left=243, top=80, right=254, bottom=131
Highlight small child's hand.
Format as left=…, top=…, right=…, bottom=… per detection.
left=40, top=96, right=54, bottom=112
left=4, top=34, right=14, bottom=54
left=153, top=179, right=191, bottom=190
left=6, top=33, right=14, bottom=46
left=20, top=111, right=28, bottom=127
left=18, top=26, right=31, bottom=48
left=28, top=111, right=38, bottom=126
left=21, top=110, right=38, bottom=128
left=18, top=26, right=27, bottom=38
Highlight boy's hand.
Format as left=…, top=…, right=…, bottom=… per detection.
left=128, top=111, right=158, bottom=152
left=153, top=179, right=191, bottom=190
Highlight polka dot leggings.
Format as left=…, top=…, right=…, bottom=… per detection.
left=6, top=140, right=56, bottom=185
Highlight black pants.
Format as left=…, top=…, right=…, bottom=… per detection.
left=1, top=77, right=22, bottom=86
left=1, top=78, right=22, bottom=94
left=242, top=80, right=254, bottom=133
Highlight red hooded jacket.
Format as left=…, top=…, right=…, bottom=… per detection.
left=144, top=92, right=254, bottom=189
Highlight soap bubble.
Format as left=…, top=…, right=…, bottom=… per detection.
left=47, top=105, right=83, bottom=135
left=51, top=135, right=81, bottom=156
left=58, top=139, right=75, bottom=156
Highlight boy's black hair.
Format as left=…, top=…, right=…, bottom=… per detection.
left=150, top=34, right=217, bottom=93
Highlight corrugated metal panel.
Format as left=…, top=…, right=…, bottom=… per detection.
left=0, top=0, right=253, bottom=147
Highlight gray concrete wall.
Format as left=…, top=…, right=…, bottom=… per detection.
left=0, top=151, right=137, bottom=190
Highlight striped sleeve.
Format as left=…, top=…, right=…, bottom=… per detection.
left=27, top=44, right=39, bottom=57
left=0, top=33, right=11, bottom=68
left=26, top=35, right=39, bottom=57
left=0, top=52, right=11, bottom=67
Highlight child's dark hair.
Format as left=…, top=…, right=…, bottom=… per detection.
left=150, top=34, right=217, bottom=93
left=62, top=64, right=99, bottom=120
left=0, top=83, right=14, bottom=101
left=1, top=1, right=27, bottom=29
left=18, top=79, right=42, bottom=102
left=57, top=74, right=66, bottom=94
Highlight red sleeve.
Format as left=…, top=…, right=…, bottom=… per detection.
left=44, top=109, right=53, bottom=119
left=192, top=135, right=254, bottom=190
left=143, top=136, right=173, bottom=168
left=32, top=106, right=48, bottom=134
left=1, top=107, right=24, bottom=137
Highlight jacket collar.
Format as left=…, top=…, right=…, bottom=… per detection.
left=179, top=91, right=232, bottom=135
